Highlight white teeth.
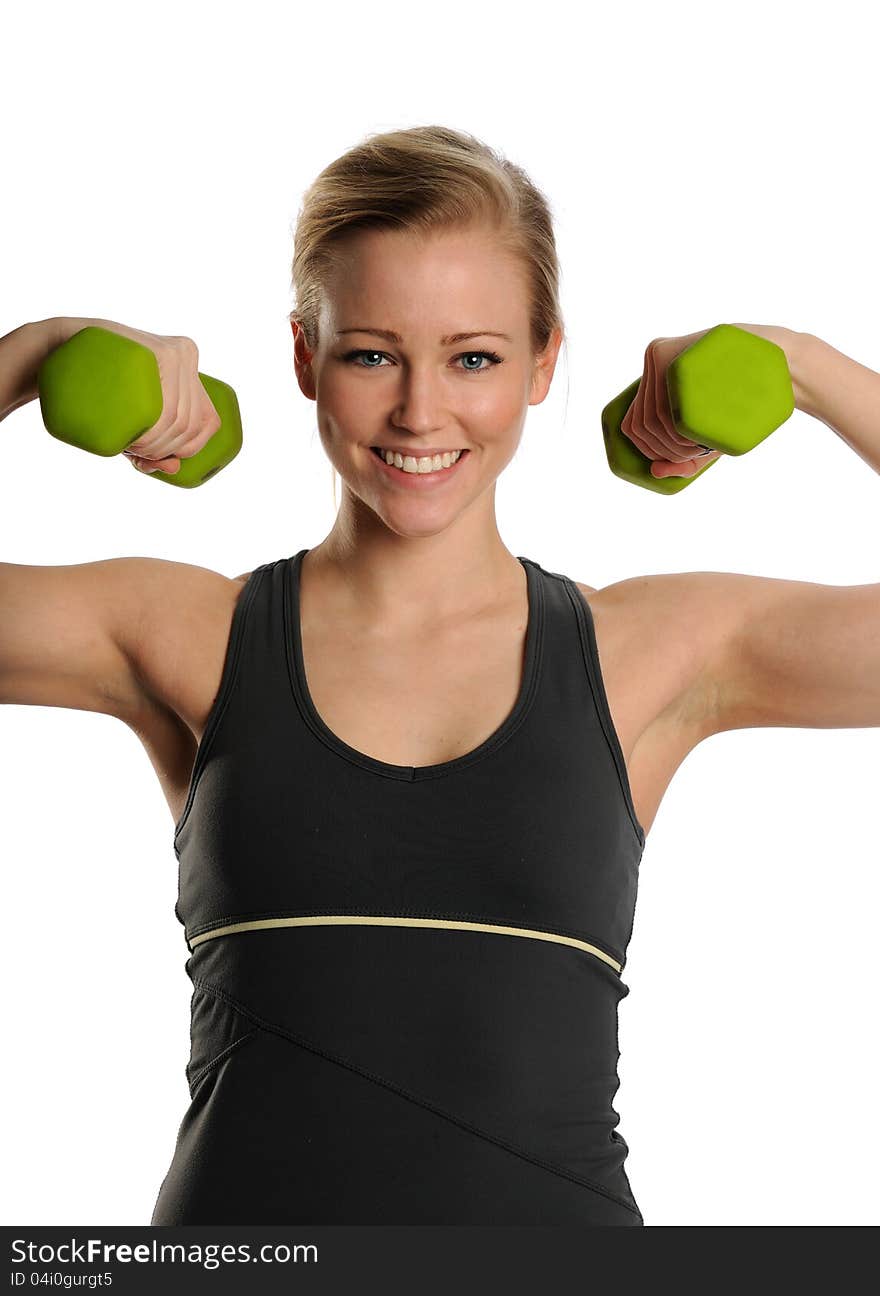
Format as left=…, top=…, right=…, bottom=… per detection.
left=378, top=449, right=463, bottom=474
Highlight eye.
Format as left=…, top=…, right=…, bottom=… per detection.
left=457, top=350, right=503, bottom=373
left=341, top=349, right=504, bottom=374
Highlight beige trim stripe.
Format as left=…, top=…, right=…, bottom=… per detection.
left=187, top=914, right=622, bottom=972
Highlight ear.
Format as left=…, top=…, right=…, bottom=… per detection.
left=529, top=326, right=563, bottom=406
left=290, top=319, right=317, bottom=401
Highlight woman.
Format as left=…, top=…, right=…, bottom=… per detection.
left=1, top=125, right=875, bottom=1225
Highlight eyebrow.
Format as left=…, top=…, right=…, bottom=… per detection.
left=335, top=327, right=513, bottom=345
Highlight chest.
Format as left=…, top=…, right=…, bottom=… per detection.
left=298, top=600, right=531, bottom=770
left=134, top=573, right=700, bottom=843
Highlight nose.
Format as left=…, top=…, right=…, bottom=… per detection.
left=390, top=365, right=453, bottom=436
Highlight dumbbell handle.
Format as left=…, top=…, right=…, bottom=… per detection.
left=36, top=325, right=243, bottom=488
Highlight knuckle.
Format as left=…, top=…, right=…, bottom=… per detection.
left=158, top=338, right=180, bottom=363
left=168, top=334, right=199, bottom=363
left=198, top=401, right=222, bottom=434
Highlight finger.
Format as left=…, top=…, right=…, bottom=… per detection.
left=634, top=341, right=709, bottom=461
left=649, top=343, right=709, bottom=455
left=621, top=340, right=685, bottom=461
left=156, top=342, right=214, bottom=461
left=126, top=346, right=182, bottom=459
left=620, top=345, right=651, bottom=444
left=642, top=344, right=688, bottom=459
left=625, top=335, right=723, bottom=463
left=127, top=455, right=159, bottom=473
left=128, top=337, right=199, bottom=460
left=650, top=449, right=723, bottom=478
left=620, top=336, right=657, bottom=442
left=171, top=356, right=193, bottom=457
left=126, top=452, right=181, bottom=474
left=146, top=348, right=194, bottom=462
left=183, top=394, right=222, bottom=456
left=622, top=423, right=656, bottom=461
left=176, top=425, right=213, bottom=458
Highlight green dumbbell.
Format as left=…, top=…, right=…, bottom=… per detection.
left=36, top=325, right=242, bottom=488
left=602, top=323, right=795, bottom=495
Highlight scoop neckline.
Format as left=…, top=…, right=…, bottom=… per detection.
left=283, top=547, right=544, bottom=782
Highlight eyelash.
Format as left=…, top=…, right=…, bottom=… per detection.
left=341, top=348, right=504, bottom=375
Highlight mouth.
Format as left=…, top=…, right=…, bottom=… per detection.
left=370, top=446, right=470, bottom=479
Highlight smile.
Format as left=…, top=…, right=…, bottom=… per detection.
left=370, top=446, right=469, bottom=481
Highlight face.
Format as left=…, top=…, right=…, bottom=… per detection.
left=291, top=223, right=561, bottom=539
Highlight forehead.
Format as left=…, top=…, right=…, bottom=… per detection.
left=320, top=224, right=528, bottom=329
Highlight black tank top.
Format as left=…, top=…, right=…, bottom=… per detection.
left=151, top=549, right=646, bottom=1226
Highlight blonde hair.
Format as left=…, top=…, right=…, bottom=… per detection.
left=287, top=124, right=567, bottom=506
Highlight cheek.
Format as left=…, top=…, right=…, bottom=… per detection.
left=469, top=383, right=524, bottom=423
left=318, top=379, right=362, bottom=422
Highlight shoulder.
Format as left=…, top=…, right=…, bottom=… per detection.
left=575, top=569, right=750, bottom=627
left=113, top=556, right=249, bottom=628
left=115, top=557, right=252, bottom=728
left=572, top=569, right=756, bottom=740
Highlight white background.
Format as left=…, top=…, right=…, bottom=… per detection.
left=1, top=0, right=877, bottom=1227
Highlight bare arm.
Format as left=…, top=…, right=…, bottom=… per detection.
left=0, top=558, right=151, bottom=722
left=0, top=318, right=59, bottom=422
left=0, top=321, right=140, bottom=717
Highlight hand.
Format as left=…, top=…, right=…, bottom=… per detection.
left=51, top=317, right=222, bottom=474
left=620, top=327, right=726, bottom=479
left=621, top=322, right=799, bottom=479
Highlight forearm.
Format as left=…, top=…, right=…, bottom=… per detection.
left=0, top=319, right=60, bottom=422
left=793, top=330, right=880, bottom=474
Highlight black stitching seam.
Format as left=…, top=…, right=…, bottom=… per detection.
left=560, top=576, right=646, bottom=852
left=173, top=563, right=271, bottom=845
left=187, top=1028, right=260, bottom=1098
left=189, top=976, right=643, bottom=1221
